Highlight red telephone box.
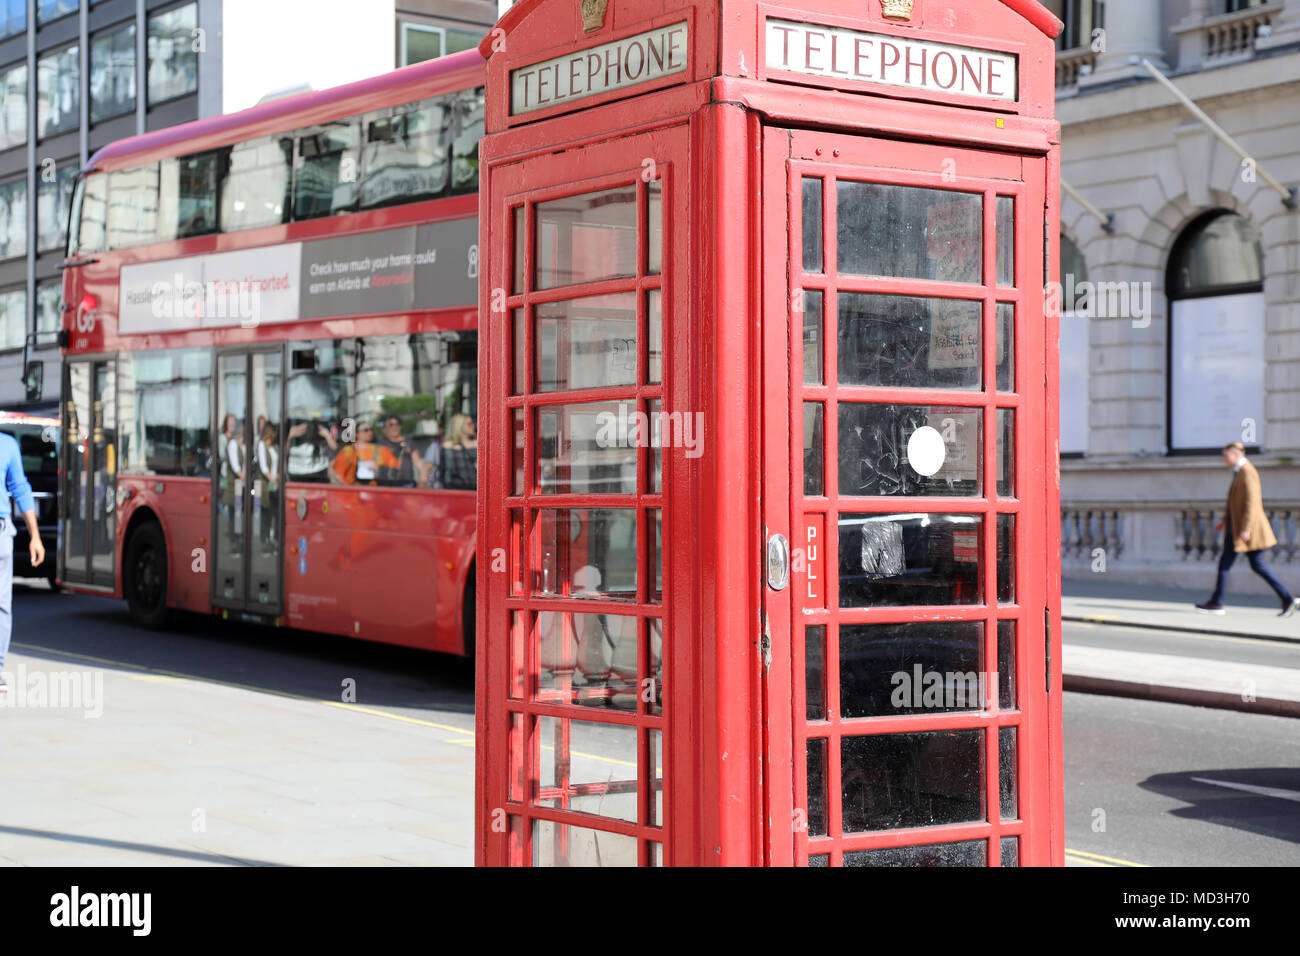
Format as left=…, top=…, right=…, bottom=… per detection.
left=476, top=0, right=1064, bottom=867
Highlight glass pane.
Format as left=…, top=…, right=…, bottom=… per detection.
left=839, top=404, right=982, bottom=497
left=806, top=625, right=826, bottom=721
left=997, top=302, right=1014, bottom=392
left=839, top=513, right=983, bottom=608
left=509, top=612, right=528, bottom=699
left=841, top=729, right=984, bottom=831
left=647, top=179, right=662, bottom=275
left=809, top=854, right=829, bottom=867
left=1170, top=211, right=1263, bottom=295
left=807, top=738, right=828, bottom=837
left=508, top=713, right=526, bottom=801
left=804, top=403, right=824, bottom=497
left=838, top=182, right=982, bottom=283
left=147, top=4, right=198, bottom=104
left=0, top=64, right=27, bottom=151
left=1000, top=726, right=1018, bottom=820
left=538, top=401, right=637, bottom=495
left=0, top=177, right=25, bottom=260
left=293, top=120, right=360, bottom=219
left=106, top=165, right=159, bottom=249
left=845, top=840, right=987, bottom=867
left=512, top=308, right=527, bottom=394
left=533, top=820, right=638, bottom=867
left=36, top=45, right=79, bottom=140
left=512, top=205, right=526, bottom=294
left=535, top=508, right=637, bottom=601
left=1001, top=836, right=1019, bottom=867
left=649, top=729, right=663, bottom=827
left=648, top=399, right=662, bottom=494
left=537, top=292, right=637, bottom=392
left=647, top=290, right=662, bottom=384
left=647, top=618, right=664, bottom=715
left=537, top=717, right=638, bottom=822
left=802, top=178, right=823, bottom=273
left=246, top=352, right=282, bottom=603
left=537, top=611, right=639, bottom=710
left=997, top=514, right=1015, bottom=604
left=36, top=164, right=76, bottom=253
left=997, top=408, right=1014, bottom=498
left=840, top=621, right=984, bottom=718
left=214, top=355, right=248, bottom=603
left=802, top=289, right=823, bottom=384
left=162, top=150, right=222, bottom=238
left=511, top=407, right=525, bottom=495
left=648, top=509, right=663, bottom=603
left=286, top=340, right=350, bottom=483
left=997, top=620, right=1017, bottom=709
left=360, top=96, right=450, bottom=208
left=996, top=196, right=1015, bottom=287
left=536, top=185, right=637, bottom=290
left=839, top=293, right=982, bottom=390
left=220, top=136, right=292, bottom=232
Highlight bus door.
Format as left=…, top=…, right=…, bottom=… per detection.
left=61, top=358, right=116, bottom=589
left=212, top=348, right=284, bottom=615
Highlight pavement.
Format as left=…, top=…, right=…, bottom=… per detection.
left=1063, top=576, right=1300, bottom=717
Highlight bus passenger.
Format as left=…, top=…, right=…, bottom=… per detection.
left=331, top=422, right=399, bottom=486
left=378, top=414, right=430, bottom=487
left=256, top=423, right=279, bottom=547
left=441, top=414, right=477, bottom=490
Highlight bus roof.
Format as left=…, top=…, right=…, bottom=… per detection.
left=86, top=48, right=486, bottom=174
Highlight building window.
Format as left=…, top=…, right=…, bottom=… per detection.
left=1226, top=0, right=1266, bottom=11
left=38, top=162, right=77, bottom=253
left=37, top=0, right=77, bottom=25
left=0, top=1, right=25, bottom=42
left=0, top=63, right=25, bottom=151
left=35, top=279, right=61, bottom=347
left=400, top=22, right=484, bottom=66
left=37, top=46, right=80, bottom=140
left=1059, top=234, right=1089, bottom=456
left=0, top=176, right=26, bottom=260
left=91, top=23, right=137, bottom=124
left=0, top=286, right=25, bottom=351
left=1167, top=210, right=1266, bottom=454
left=1058, top=0, right=1105, bottom=51
left=148, top=3, right=199, bottom=106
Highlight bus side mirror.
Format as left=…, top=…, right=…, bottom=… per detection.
left=23, top=361, right=43, bottom=402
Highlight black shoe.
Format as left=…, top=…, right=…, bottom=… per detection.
left=1195, top=601, right=1225, bottom=614
left=1281, top=597, right=1300, bottom=619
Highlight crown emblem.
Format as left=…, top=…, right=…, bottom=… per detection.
left=881, top=0, right=915, bottom=21
left=581, top=0, right=608, bottom=33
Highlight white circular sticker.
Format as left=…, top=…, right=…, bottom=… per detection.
left=907, top=426, right=947, bottom=477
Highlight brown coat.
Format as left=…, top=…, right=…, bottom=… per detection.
left=1226, top=460, right=1277, bottom=553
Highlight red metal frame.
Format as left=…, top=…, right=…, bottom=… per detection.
left=60, top=53, right=487, bottom=655
left=478, top=0, right=1062, bottom=866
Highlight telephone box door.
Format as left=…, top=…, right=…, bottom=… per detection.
left=480, top=124, right=690, bottom=866
left=762, top=127, right=1054, bottom=866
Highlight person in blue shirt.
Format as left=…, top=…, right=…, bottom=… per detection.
left=0, top=431, right=45, bottom=694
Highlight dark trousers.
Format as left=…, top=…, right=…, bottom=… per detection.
left=1211, top=528, right=1292, bottom=605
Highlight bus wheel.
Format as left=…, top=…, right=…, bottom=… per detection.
left=124, top=522, right=171, bottom=629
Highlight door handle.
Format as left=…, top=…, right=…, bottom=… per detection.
left=767, top=533, right=790, bottom=591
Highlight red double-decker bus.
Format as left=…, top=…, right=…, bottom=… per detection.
left=59, top=50, right=485, bottom=656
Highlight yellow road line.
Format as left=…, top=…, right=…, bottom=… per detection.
left=1065, top=847, right=1149, bottom=867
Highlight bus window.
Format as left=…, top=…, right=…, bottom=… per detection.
left=292, top=119, right=360, bottom=220
left=221, top=136, right=292, bottom=232
left=106, top=163, right=160, bottom=248
left=287, top=340, right=352, bottom=483
left=118, top=348, right=213, bottom=477
left=360, top=97, right=450, bottom=210
left=161, top=148, right=225, bottom=239
left=450, top=87, right=483, bottom=194
left=70, top=172, right=107, bottom=255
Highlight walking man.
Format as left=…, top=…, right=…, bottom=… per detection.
left=1196, top=441, right=1300, bottom=617
left=0, top=428, right=46, bottom=693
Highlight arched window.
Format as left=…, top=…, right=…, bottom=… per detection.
left=1059, top=234, right=1089, bottom=456
left=1167, top=210, right=1266, bottom=454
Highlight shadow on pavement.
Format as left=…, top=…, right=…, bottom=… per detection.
left=1139, top=768, right=1300, bottom=845
left=11, top=581, right=475, bottom=716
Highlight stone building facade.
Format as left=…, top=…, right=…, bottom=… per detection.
left=1045, top=0, right=1300, bottom=593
